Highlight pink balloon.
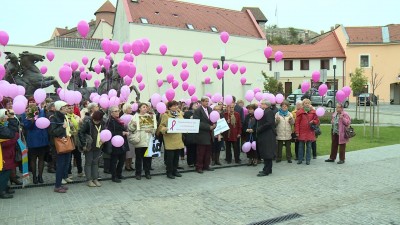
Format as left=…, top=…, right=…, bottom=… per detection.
left=156, top=65, right=163, bottom=74
left=243, top=107, right=248, bottom=117
left=100, top=130, right=112, bottom=142
left=223, top=63, right=229, bottom=71
left=157, top=102, right=167, bottom=114
left=204, top=77, right=211, bottom=84
left=301, top=81, right=311, bottom=93
left=268, top=95, right=276, bottom=104
left=166, top=74, right=174, bottom=84
left=77, top=20, right=90, bottom=38
left=104, top=59, right=112, bottom=71
left=35, top=117, right=50, bottom=129
left=122, top=42, right=132, bottom=54
left=94, top=80, right=100, bottom=88
left=98, top=57, right=104, bottom=66
left=40, top=66, right=47, bottom=75
left=254, top=88, right=261, bottom=94
left=172, top=58, right=178, bottom=67
left=193, top=51, right=203, bottom=64
left=275, top=94, right=284, bottom=104
left=240, top=77, right=247, bottom=85
left=111, top=135, right=124, bottom=147
left=254, top=108, right=264, bottom=120
left=251, top=141, right=257, bottom=150
left=212, top=61, right=219, bottom=69
left=209, top=111, right=220, bottom=123
left=139, top=38, right=149, bottom=53
left=159, top=44, right=168, bottom=56
left=73, top=91, right=82, bottom=104
left=99, top=97, right=110, bottom=109
left=120, top=114, right=132, bottom=126
left=0, top=31, right=9, bottom=46
left=255, top=92, right=263, bottom=101
left=275, top=51, right=284, bottom=62
left=117, top=60, right=129, bottom=77
left=312, top=71, right=321, bottom=82
left=17, top=86, right=25, bottom=96
left=124, top=76, right=132, bottom=86
left=216, top=69, right=224, bottom=80
left=264, top=46, right=273, bottom=58
left=131, top=103, right=138, bottom=112
left=342, top=86, right=352, bottom=97
left=157, top=79, right=163, bottom=87
left=172, top=80, right=179, bottom=89
left=220, top=31, right=230, bottom=44
left=316, top=107, right=326, bottom=117
left=101, top=39, right=112, bottom=55
left=46, top=51, right=55, bottom=62
left=124, top=53, right=134, bottom=62
left=0, top=65, right=5, bottom=80
left=166, top=88, right=175, bottom=101
left=131, top=40, right=144, bottom=56
left=180, top=69, right=189, bottom=81
left=111, top=40, right=120, bottom=54
left=230, top=64, right=238, bottom=74
left=33, top=88, right=46, bottom=104
left=86, top=73, right=92, bottom=80
left=211, top=93, right=222, bottom=103
left=127, top=63, right=136, bottom=78
left=336, top=90, right=346, bottom=103
left=242, top=142, right=251, bottom=153
left=202, top=65, right=208, bottom=72
left=108, top=89, right=117, bottom=98
left=182, top=81, right=189, bottom=91
left=71, top=61, right=79, bottom=71
left=138, top=83, right=145, bottom=91
left=191, top=96, right=198, bottom=103
left=13, top=101, right=27, bottom=114
left=94, top=64, right=101, bottom=74
left=109, top=96, right=120, bottom=107
left=240, top=66, right=247, bottom=75
left=82, top=56, right=89, bottom=65
left=79, top=66, right=85, bottom=72
left=224, top=95, right=233, bottom=105
left=187, top=85, right=196, bottom=96
left=318, top=84, right=328, bottom=96
left=151, top=93, right=162, bottom=107
left=136, top=74, right=143, bottom=83
left=59, top=65, right=73, bottom=84
left=245, top=90, right=254, bottom=102
left=181, top=61, right=188, bottom=69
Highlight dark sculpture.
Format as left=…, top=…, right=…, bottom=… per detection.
left=4, top=51, right=61, bottom=95
left=67, top=71, right=97, bottom=103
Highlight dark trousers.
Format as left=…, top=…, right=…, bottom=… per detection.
left=312, top=141, right=317, bottom=157
left=110, top=153, right=125, bottom=179
left=48, top=144, right=57, bottom=170
left=135, top=147, right=152, bottom=175
left=0, top=170, right=11, bottom=193
left=68, top=149, right=83, bottom=174
left=196, top=144, right=211, bottom=170
left=55, top=153, right=71, bottom=188
left=225, top=141, right=240, bottom=163
left=186, top=144, right=197, bottom=166
left=262, top=159, right=273, bottom=173
left=165, top=150, right=181, bottom=175
left=277, top=140, right=292, bottom=160
left=330, top=134, right=346, bottom=161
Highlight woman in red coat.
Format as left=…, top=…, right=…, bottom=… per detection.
left=224, top=104, right=242, bottom=164
left=295, top=99, right=319, bottom=165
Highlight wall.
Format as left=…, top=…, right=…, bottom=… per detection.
left=92, top=22, right=113, bottom=40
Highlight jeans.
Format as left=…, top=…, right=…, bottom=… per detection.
left=56, top=153, right=71, bottom=188
left=298, top=141, right=312, bottom=162
left=84, top=150, right=101, bottom=181
left=63, top=153, right=72, bottom=179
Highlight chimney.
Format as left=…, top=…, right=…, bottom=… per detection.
left=330, top=26, right=334, bottom=31
left=320, top=30, right=324, bottom=35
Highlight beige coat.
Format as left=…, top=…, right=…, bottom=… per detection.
left=275, top=111, right=294, bottom=141
left=158, top=110, right=185, bottom=150
left=127, top=113, right=154, bottom=148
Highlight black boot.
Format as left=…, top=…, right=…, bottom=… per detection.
left=6, top=186, right=15, bottom=194
left=215, top=152, right=221, bottom=165
left=38, top=175, right=44, bottom=184
left=0, top=191, right=13, bottom=199
left=32, top=176, right=38, bottom=184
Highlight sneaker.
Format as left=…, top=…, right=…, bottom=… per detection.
left=93, top=180, right=102, bottom=187
left=61, top=179, right=67, bottom=185
left=65, top=178, right=74, bottom=183
left=87, top=180, right=96, bottom=187
left=68, top=174, right=73, bottom=179
left=78, top=173, right=85, bottom=177
left=54, top=187, right=67, bottom=193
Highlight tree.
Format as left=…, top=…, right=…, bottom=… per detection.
left=288, top=27, right=299, bottom=44
left=350, top=67, right=368, bottom=119
left=370, top=66, right=383, bottom=139
left=261, top=71, right=284, bottom=95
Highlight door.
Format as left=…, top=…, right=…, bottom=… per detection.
left=285, top=82, right=292, bottom=98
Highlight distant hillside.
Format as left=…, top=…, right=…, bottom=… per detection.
left=265, top=25, right=319, bottom=45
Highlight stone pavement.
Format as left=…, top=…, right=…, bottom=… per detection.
left=1, top=145, right=400, bottom=225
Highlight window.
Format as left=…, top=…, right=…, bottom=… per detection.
left=360, top=55, right=369, bottom=67
left=140, top=17, right=148, bottom=24
left=284, top=60, right=293, bottom=71
left=211, top=26, right=218, bottom=32
left=186, top=24, right=194, bottom=30
left=320, top=59, right=330, bottom=70
left=300, top=60, right=309, bottom=70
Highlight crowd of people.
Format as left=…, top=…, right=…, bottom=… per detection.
left=0, top=95, right=352, bottom=197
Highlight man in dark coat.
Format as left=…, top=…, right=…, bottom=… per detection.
left=193, top=97, right=216, bottom=173
left=232, top=96, right=244, bottom=162
left=256, top=100, right=277, bottom=176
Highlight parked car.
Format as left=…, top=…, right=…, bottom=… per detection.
left=286, top=89, right=303, bottom=104
left=358, top=93, right=378, bottom=106
left=309, top=90, right=349, bottom=108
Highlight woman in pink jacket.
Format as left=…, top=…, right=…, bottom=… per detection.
left=325, top=103, right=351, bottom=164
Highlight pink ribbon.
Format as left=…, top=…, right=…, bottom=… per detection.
left=169, top=120, right=176, bottom=131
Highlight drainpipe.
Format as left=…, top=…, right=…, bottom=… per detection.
left=342, top=58, right=346, bottom=87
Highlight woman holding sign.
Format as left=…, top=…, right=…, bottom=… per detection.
left=158, top=100, right=185, bottom=179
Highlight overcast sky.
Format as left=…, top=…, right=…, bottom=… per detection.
left=1, top=0, right=399, bottom=45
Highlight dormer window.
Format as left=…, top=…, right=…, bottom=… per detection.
left=140, top=17, right=148, bottom=24
left=211, top=26, right=218, bottom=32
left=186, top=24, right=194, bottom=30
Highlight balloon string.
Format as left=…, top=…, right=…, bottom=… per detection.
left=144, top=54, right=150, bottom=98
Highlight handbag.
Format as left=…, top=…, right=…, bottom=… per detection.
left=310, top=124, right=322, bottom=136
left=129, top=130, right=141, bottom=145
left=54, top=136, right=75, bottom=154
left=345, top=126, right=356, bottom=138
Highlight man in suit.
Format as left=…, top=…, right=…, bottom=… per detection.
left=193, top=97, right=216, bottom=173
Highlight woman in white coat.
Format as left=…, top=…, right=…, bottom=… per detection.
left=275, top=100, right=294, bottom=163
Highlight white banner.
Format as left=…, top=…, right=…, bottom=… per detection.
left=167, top=118, right=200, bottom=133
left=213, top=118, right=230, bottom=136
left=144, top=135, right=161, bottom=157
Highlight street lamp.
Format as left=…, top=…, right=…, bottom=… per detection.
left=221, top=48, right=226, bottom=97
left=333, top=57, right=337, bottom=111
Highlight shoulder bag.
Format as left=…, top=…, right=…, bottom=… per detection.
left=54, top=136, right=75, bottom=154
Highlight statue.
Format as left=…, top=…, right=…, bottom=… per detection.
left=4, top=51, right=61, bottom=95
left=66, top=71, right=97, bottom=103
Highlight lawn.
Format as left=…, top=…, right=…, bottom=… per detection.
left=281, top=126, right=400, bottom=158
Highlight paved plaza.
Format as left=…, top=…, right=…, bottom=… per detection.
left=1, top=145, right=400, bottom=225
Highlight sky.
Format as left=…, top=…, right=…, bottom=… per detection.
left=1, top=0, right=399, bottom=45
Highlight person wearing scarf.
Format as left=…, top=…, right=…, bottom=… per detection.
left=243, top=104, right=257, bottom=166
left=66, top=105, right=83, bottom=179
left=295, top=99, right=319, bottom=165
left=275, top=100, right=295, bottom=163
left=78, top=111, right=105, bottom=187
left=212, top=104, right=224, bottom=166
left=223, top=103, right=242, bottom=164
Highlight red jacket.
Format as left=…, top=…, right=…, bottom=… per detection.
left=1, top=132, right=19, bottom=170
left=295, top=108, right=319, bottom=142
left=223, top=112, right=242, bottom=142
